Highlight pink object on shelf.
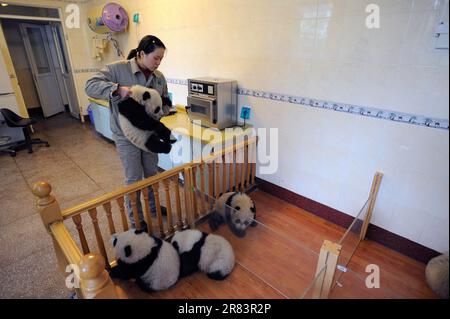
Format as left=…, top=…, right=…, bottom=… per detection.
left=102, top=2, right=128, bottom=32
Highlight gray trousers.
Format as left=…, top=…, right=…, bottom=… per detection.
left=113, top=134, right=159, bottom=227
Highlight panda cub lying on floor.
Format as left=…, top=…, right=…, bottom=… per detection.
left=117, top=85, right=176, bottom=154
left=110, top=229, right=180, bottom=292
left=209, top=192, right=257, bottom=238
left=171, top=229, right=235, bottom=280
left=425, top=252, right=449, bottom=299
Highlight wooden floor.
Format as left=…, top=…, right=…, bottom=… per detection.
left=114, top=190, right=438, bottom=299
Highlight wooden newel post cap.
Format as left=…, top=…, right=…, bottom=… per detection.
left=32, top=181, right=56, bottom=207
left=78, top=253, right=117, bottom=298
left=79, top=253, right=105, bottom=280
left=32, top=181, right=52, bottom=198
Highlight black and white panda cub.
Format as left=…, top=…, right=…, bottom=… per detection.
left=209, top=192, right=257, bottom=238
left=425, top=253, right=449, bottom=299
left=110, top=229, right=180, bottom=292
left=117, top=85, right=176, bottom=154
left=171, top=229, right=235, bottom=280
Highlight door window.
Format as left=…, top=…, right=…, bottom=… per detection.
left=26, top=27, right=50, bottom=74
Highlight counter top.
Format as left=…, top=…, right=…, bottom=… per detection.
left=88, top=98, right=254, bottom=144
left=88, top=97, right=109, bottom=107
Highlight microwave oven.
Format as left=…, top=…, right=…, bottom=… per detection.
left=186, top=77, right=237, bottom=130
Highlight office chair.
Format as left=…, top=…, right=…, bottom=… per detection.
left=0, top=136, right=17, bottom=157
left=0, top=108, right=49, bottom=154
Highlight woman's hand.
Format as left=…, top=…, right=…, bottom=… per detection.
left=117, top=85, right=131, bottom=98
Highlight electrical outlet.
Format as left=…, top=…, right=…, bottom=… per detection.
left=240, top=106, right=251, bottom=120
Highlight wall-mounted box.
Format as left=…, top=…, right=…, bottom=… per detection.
left=435, top=22, right=449, bottom=49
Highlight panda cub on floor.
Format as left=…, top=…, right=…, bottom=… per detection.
left=425, top=253, right=449, bottom=299
left=171, top=229, right=235, bottom=280
left=110, top=229, right=180, bottom=292
left=209, top=192, right=257, bottom=238
left=118, top=85, right=176, bottom=154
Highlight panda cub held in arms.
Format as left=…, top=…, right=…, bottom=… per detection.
left=171, top=229, right=235, bottom=280
left=117, top=85, right=176, bottom=154
left=110, top=229, right=180, bottom=292
left=208, top=192, right=257, bottom=238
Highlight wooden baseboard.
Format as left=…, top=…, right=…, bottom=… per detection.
left=255, top=177, right=440, bottom=264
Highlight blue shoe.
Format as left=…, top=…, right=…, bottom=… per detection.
left=131, top=220, right=148, bottom=233
left=152, top=206, right=167, bottom=216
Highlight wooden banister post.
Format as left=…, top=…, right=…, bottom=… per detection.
left=312, top=240, right=341, bottom=299
left=79, top=253, right=118, bottom=299
left=32, top=181, right=63, bottom=232
left=360, top=172, right=383, bottom=241
left=33, top=181, right=76, bottom=289
left=183, top=167, right=195, bottom=229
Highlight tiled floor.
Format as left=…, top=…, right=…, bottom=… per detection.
left=0, top=112, right=124, bottom=298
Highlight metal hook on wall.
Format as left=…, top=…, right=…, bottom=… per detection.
left=106, top=33, right=124, bottom=58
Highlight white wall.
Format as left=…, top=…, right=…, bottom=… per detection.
left=79, top=0, right=449, bottom=252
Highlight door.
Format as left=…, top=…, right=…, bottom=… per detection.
left=0, top=51, right=20, bottom=114
left=47, top=23, right=80, bottom=118
left=19, top=23, right=64, bottom=118
left=44, top=24, right=68, bottom=107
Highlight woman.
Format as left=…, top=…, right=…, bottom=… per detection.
left=85, top=35, right=172, bottom=230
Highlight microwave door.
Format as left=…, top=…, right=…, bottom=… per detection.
left=187, top=96, right=216, bottom=125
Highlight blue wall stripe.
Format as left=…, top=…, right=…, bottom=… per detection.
left=167, top=77, right=449, bottom=131
left=74, top=69, right=448, bottom=131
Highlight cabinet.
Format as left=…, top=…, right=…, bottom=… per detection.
left=89, top=102, right=113, bottom=140
left=170, top=131, right=193, bottom=167
left=158, top=153, right=173, bottom=171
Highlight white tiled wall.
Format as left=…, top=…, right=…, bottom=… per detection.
left=77, top=0, right=449, bottom=252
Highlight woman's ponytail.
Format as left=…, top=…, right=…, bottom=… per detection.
left=126, top=48, right=138, bottom=60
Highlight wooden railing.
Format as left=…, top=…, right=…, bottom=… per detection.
left=33, top=182, right=117, bottom=298
left=32, top=136, right=258, bottom=299
left=189, top=136, right=258, bottom=221
left=310, top=172, right=383, bottom=299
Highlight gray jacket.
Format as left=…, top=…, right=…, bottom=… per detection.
left=85, top=58, right=170, bottom=137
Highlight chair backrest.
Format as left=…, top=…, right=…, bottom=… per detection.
left=0, top=108, right=22, bottom=127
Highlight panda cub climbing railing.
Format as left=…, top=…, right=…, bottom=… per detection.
left=32, top=136, right=258, bottom=299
